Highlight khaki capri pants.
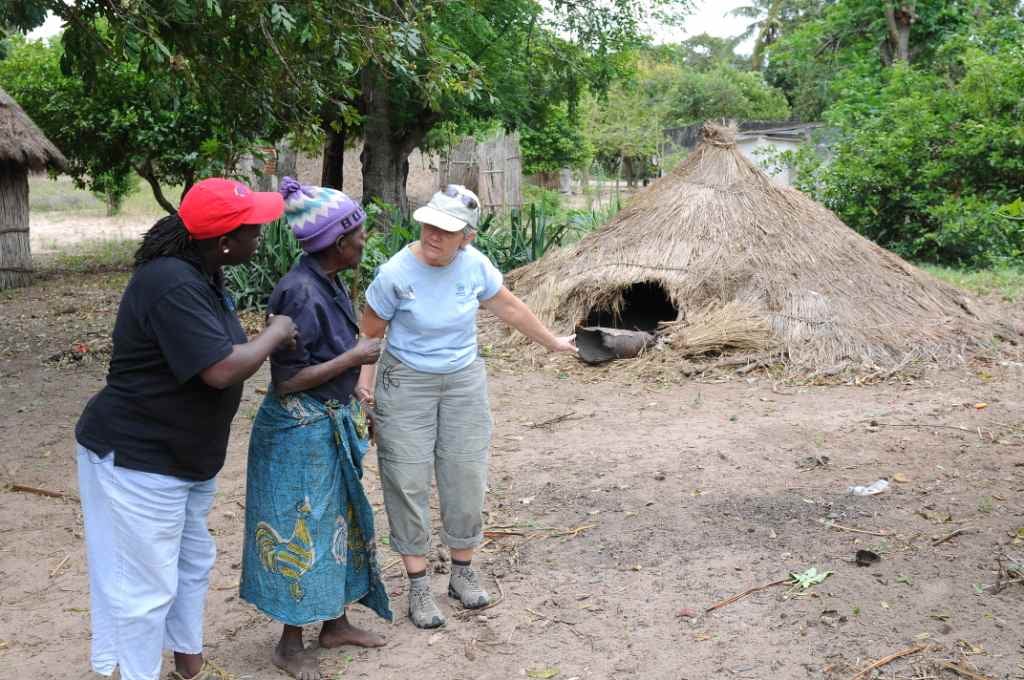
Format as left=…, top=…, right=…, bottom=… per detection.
left=373, top=351, right=492, bottom=555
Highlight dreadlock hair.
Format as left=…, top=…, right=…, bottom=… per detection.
left=134, top=214, right=203, bottom=271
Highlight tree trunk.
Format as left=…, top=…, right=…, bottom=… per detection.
left=883, top=2, right=916, bottom=64
left=751, top=0, right=784, bottom=70
left=358, top=64, right=441, bottom=218
left=321, top=126, right=345, bottom=189
left=0, top=166, right=33, bottom=289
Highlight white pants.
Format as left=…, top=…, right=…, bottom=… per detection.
left=77, top=444, right=217, bottom=680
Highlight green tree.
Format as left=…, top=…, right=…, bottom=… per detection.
left=582, top=77, right=664, bottom=181
left=3, top=1, right=692, bottom=216
left=648, top=34, right=747, bottom=71
left=519, top=104, right=592, bottom=175
left=663, top=63, right=790, bottom=124
left=583, top=55, right=789, bottom=183
left=793, top=17, right=1024, bottom=266
left=729, top=0, right=829, bottom=69
left=764, top=0, right=1018, bottom=119
left=0, top=35, right=283, bottom=212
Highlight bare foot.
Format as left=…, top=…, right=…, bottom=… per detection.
left=273, top=638, right=321, bottom=680
left=319, top=615, right=386, bottom=649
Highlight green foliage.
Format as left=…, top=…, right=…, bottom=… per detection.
left=475, top=199, right=619, bottom=271
left=346, top=204, right=419, bottom=298
left=728, top=0, right=827, bottom=69
left=3, top=1, right=693, bottom=213
left=520, top=104, right=592, bottom=174
left=582, top=71, right=665, bottom=166
left=764, top=0, right=1018, bottom=120
left=648, top=33, right=748, bottom=71
left=663, top=63, right=790, bottom=124
left=522, top=186, right=564, bottom=217
left=474, top=206, right=577, bottom=271
left=0, top=35, right=281, bottom=212
left=583, top=53, right=789, bottom=178
left=90, top=171, right=140, bottom=216
left=224, top=219, right=303, bottom=311
left=793, top=17, right=1024, bottom=267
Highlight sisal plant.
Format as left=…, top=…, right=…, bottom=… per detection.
left=483, top=123, right=1007, bottom=374
left=0, top=87, right=66, bottom=289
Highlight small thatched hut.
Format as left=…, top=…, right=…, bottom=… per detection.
left=0, top=87, right=66, bottom=289
left=487, top=124, right=1003, bottom=374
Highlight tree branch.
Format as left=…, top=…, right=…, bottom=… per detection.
left=135, top=159, right=176, bottom=214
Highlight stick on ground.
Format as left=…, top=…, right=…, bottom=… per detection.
left=49, top=554, right=71, bottom=578
left=527, top=411, right=580, bottom=429
left=932, top=527, right=970, bottom=546
left=9, top=484, right=74, bottom=500
left=845, top=644, right=928, bottom=680
left=822, top=520, right=892, bottom=537
left=866, top=422, right=970, bottom=432
left=705, top=578, right=789, bottom=613
left=938, top=660, right=995, bottom=680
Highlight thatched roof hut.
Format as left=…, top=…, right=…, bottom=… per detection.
left=0, top=86, right=66, bottom=289
left=486, top=124, right=1002, bottom=374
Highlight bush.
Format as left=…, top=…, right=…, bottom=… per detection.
left=474, top=199, right=619, bottom=272
left=921, top=196, right=1023, bottom=267
left=793, top=18, right=1024, bottom=268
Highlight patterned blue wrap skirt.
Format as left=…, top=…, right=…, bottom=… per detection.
left=240, top=393, right=392, bottom=626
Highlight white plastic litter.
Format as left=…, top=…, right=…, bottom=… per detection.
left=847, top=479, right=890, bottom=496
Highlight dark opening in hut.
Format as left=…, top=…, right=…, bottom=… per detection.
left=584, top=281, right=679, bottom=332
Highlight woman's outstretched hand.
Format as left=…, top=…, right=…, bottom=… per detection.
left=548, top=334, right=577, bottom=353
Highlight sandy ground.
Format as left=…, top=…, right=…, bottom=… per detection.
left=29, top=211, right=156, bottom=253
left=0, top=272, right=1022, bottom=680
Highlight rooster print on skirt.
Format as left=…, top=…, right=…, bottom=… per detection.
left=255, top=498, right=316, bottom=601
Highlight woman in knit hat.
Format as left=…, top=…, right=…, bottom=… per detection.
left=240, top=177, right=391, bottom=680
left=75, top=178, right=295, bottom=680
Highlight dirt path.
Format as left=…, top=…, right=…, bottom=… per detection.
left=1, top=273, right=1022, bottom=680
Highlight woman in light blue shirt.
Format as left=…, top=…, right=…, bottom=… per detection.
left=356, top=185, right=575, bottom=629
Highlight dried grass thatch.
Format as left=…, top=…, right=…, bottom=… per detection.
left=482, top=123, right=1006, bottom=374
left=0, top=87, right=66, bottom=288
left=0, top=87, right=66, bottom=172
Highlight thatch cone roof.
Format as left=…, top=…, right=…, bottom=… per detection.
left=0, top=87, right=66, bottom=172
left=486, top=123, right=1004, bottom=374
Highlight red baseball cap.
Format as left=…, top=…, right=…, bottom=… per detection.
left=178, top=178, right=285, bottom=240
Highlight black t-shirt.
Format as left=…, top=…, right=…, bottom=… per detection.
left=76, top=256, right=248, bottom=481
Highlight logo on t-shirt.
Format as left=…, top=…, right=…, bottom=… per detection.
left=456, top=282, right=467, bottom=296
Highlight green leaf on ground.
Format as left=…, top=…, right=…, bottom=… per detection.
left=789, top=567, right=832, bottom=589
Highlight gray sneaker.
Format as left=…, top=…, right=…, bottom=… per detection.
left=408, top=575, right=446, bottom=629
left=448, top=564, right=491, bottom=609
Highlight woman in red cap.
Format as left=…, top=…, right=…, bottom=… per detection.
left=75, top=178, right=297, bottom=680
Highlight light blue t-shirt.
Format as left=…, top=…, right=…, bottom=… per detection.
left=365, top=244, right=503, bottom=374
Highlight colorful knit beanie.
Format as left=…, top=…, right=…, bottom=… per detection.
left=279, top=176, right=366, bottom=254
